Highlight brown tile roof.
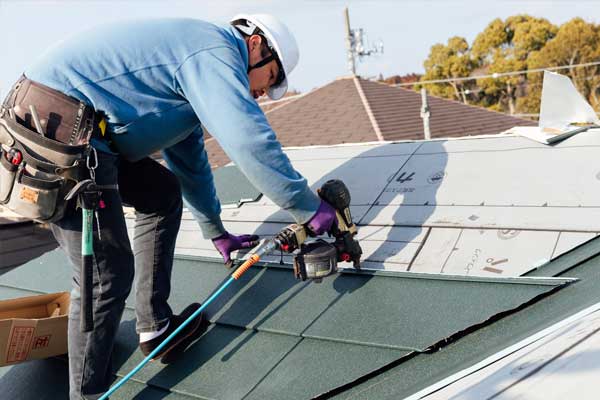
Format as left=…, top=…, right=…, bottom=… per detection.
left=204, top=76, right=535, bottom=168
left=266, top=78, right=378, bottom=147
left=358, top=79, right=536, bottom=141
left=257, top=95, right=299, bottom=113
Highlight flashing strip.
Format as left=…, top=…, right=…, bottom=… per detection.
left=353, top=76, right=385, bottom=142
left=172, top=253, right=576, bottom=286
left=403, top=300, right=600, bottom=400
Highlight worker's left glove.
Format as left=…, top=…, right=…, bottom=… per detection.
left=212, top=232, right=260, bottom=268
left=306, top=200, right=337, bottom=236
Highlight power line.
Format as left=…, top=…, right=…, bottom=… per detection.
left=393, top=61, right=600, bottom=87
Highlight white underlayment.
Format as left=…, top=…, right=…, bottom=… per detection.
left=126, top=131, right=600, bottom=277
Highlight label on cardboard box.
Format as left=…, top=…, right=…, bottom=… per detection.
left=6, top=326, right=34, bottom=363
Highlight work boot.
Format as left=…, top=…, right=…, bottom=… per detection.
left=139, top=303, right=208, bottom=362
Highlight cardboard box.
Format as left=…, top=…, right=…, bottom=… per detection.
left=0, top=292, right=69, bottom=366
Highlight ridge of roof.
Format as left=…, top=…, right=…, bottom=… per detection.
left=354, top=76, right=385, bottom=141
left=265, top=78, right=379, bottom=146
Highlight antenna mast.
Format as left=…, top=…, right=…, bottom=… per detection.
left=343, top=7, right=384, bottom=76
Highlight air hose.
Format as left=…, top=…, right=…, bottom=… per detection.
left=99, top=252, right=265, bottom=400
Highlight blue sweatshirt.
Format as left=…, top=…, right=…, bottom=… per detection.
left=26, top=18, right=320, bottom=238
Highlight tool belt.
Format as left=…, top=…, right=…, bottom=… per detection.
left=0, top=75, right=104, bottom=222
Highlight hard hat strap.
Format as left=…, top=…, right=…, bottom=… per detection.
left=247, top=52, right=286, bottom=87
left=247, top=54, right=276, bottom=72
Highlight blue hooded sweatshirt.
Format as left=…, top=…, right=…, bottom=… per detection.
left=25, top=18, right=320, bottom=238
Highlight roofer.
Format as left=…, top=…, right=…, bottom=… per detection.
left=1, top=15, right=336, bottom=399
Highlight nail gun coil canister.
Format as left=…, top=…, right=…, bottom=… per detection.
left=293, top=240, right=338, bottom=283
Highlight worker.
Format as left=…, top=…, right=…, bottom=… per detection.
left=4, top=14, right=336, bottom=399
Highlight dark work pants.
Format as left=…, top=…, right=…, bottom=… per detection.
left=50, top=151, right=183, bottom=399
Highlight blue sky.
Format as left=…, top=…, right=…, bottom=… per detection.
left=1, top=0, right=598, bottom=97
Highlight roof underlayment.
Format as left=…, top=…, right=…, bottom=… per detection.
left=2, top=131, right=600, bottom=398
left=170, top=130, right=600, bottom=277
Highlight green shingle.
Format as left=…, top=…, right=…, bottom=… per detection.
left=206, top=264, right=570, bottom=351
left=0, top=357, right=190, bottom=400
left=110, top=309, right=410, bottom=400
left=113, top=308, right=301, bottom=400
left=0, top=247, right=574, bottom=400
left=0, top=356, right=69, bottom=400
left=333, top=240, right=600, bottom=399
left=0, top=249, right=71, bottom=293
left=212, top=166, right=262, bottom=206
left=244, top=338, right=409, bottom=400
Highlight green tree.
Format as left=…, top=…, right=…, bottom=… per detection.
left=418, top=36, right=475, bottom=104
left=471, top=15, right=557, bottom=114
left=526, top=18, right=600, bottom=112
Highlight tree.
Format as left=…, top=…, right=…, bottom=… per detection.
left=380, top=73, right=422, bottom=89
left=526, top=18, right=600, bottom=112
left=471, top=15, right=557, bottom=114
left=418, top=36, right=475, bottom=104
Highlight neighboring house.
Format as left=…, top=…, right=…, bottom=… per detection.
left=204, top=76, right=536, bottom=168
left=4, top=128, right=600, bottom=399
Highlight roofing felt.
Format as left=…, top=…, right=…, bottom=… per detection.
left=168, top=131, right=600, bottom=276
left=0, top=248, right=572, bottom=399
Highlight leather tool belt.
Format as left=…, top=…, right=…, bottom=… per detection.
left=0, top=75, right=104, bottom=222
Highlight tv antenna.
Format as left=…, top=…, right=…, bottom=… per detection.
left=344, top=7, right=384, bottom=75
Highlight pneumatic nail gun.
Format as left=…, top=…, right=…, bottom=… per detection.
left=250, top=179, right=362, bottom=283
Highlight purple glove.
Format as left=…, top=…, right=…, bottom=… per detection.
left=212, top=232, right=260, bottom=267
left=306, top=200, right=337, bottom=236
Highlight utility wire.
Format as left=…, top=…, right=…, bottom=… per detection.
left=393, top=61, right=600, bottom=87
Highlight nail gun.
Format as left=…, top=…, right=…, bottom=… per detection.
left=248, top=179, right=363, bottom=283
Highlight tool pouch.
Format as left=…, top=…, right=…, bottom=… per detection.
left=0, top=77, right=95, bottom=223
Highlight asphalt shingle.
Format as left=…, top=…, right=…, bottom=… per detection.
left=0, top=249, right=571, bottom=399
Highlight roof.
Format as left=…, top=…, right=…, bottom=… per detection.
left=0, top=245, right=575, bottom=399
left=0, top=222, right=57, bottom=270
left=204, top=76, right=536, bottom=168
left=2, top=130, right=600, bottom=399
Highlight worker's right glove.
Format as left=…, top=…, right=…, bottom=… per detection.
left=306, top=200, right=337, bottom=236
left=212, top=232, right=260, bottom=268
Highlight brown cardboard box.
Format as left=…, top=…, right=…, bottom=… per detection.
left=0, top=292, right=69, bottom=366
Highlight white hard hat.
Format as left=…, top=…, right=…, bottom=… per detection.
left=230, top=13, right=299, bottom=100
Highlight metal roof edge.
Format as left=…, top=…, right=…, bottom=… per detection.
left=172, top=254, right=576, bottom=287
left=402, top=300, right=600, bottom=400
left=336, top=268, right=577, bottom=286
